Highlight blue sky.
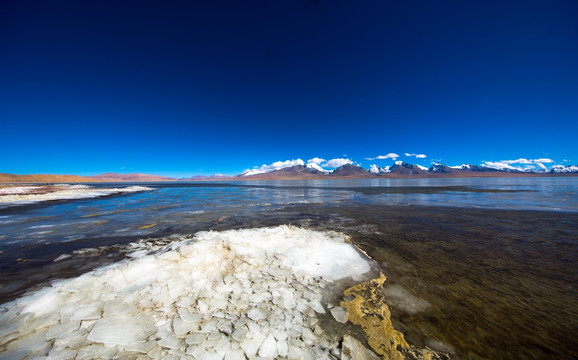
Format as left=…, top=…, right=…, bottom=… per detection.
left=1, top=0, right=577, bottom=177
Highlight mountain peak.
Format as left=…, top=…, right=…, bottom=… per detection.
left=330, top=164, right=369, bottom=176
left=390, top=162, right=427, bottom=175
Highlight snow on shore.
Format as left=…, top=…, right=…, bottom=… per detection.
left=0, top=184, right=152, bottom=206
left=0, top=226, right=378, bottom=359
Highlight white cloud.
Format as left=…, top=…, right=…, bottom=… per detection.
left=307, top=157, right=326, bottom=165
left=500, top=158, right=554, bottom=165
left=242, top=159, right=305, bottom=176
left=366, top=153, right=399, bottom=161
left=482, top=158, right=556, bottom=171
left=322, top=158, right=353, bottom=168
left=404, top=153, right=427, bottom=159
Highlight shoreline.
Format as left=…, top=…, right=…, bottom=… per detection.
left=1, top=172, right=578, bottom=184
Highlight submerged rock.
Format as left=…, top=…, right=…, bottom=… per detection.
left=341, top=273, right=409, bottom=360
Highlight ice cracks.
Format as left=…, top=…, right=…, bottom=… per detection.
left=0, top=225, right=378, bottom=359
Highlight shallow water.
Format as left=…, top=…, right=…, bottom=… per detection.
left=1, top=177, right=577, bottom=359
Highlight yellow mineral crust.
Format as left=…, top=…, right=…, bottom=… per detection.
left=341, top=273, right=409, bottom=360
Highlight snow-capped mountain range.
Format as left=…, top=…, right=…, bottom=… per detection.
left=239, top=161, right=578, bottom=178
left=2, top=162, right=576, bottom=184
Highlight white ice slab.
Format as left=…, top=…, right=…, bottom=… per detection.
left=87, top=315, right=156, bottom=345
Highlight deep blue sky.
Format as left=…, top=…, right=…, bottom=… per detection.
left=1, top=0, right=577, bottom=176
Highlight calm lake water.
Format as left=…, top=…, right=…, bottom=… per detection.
left=1, top=177, right=577, bottom=359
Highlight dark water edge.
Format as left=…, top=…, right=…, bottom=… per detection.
left=1, top=204, right=577, bottom=359
left=290, top=204, right=578, bottom=360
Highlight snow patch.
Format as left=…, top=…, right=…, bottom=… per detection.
left=551, top=165, right=578, bottom=173
left=369, top=164, right=391, bottom=174
left=0, top=185, right=152, bottom=206
left=306, top=163, right=329, bottom=173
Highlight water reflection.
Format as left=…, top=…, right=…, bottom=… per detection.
left=1, top=178, right=577, bottom=249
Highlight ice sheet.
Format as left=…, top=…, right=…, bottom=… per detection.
left=0, top=225, right=376, bottom=359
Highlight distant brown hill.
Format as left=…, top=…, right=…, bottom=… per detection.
left=0, top=172, right=176, bottom=183
left=0, top=173, right=96, bottom=184
left=88, top=173, right=176, bottom=182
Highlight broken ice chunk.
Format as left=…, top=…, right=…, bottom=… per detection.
left=103, top=300, right=135, bottom=316
left=45, top=321, right=80, bottom=340
left=241, top=331, right=266, bottom=358
left=178, top=308, right=201, bottom=324
left=121, top=340, right=155, bottom=354
left=258, top=333, right=278, bottom=358
left=231, top=326, right=249, bottom=342
left=224, top=348, right=246, bottom=360
left=308, top=300, right=326, bottom=314
left=246, top=307, right=267, bottom=321
left=70, top=301, right=104, bottom=321
left=278, top=339, right=289, bottom=357
left=75, top=344, right=117, bottom=359
left=4, top=331, right=51, bottom=359
left=87, top=315, right=155, bottom=345
left=158, top=332, right=182, bottom=350
left=330, top=306, right=348, bottom=323
left=173, top=317, right=197, bottom=337
left=185, top=332, right=207, bottom=345
left=200, top=319, right=219, bottom=333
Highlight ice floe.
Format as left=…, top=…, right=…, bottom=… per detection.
left=0, top=184, right=152, bottom=207
left=0, top=225, right=380, bottom=359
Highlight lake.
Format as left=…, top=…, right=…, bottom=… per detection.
left=1, top=177, right=577, bottom=359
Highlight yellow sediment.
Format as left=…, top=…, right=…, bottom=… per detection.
left=139, top=223, right=157, bottom=229
left=341, top=273, right=408, bottom=360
